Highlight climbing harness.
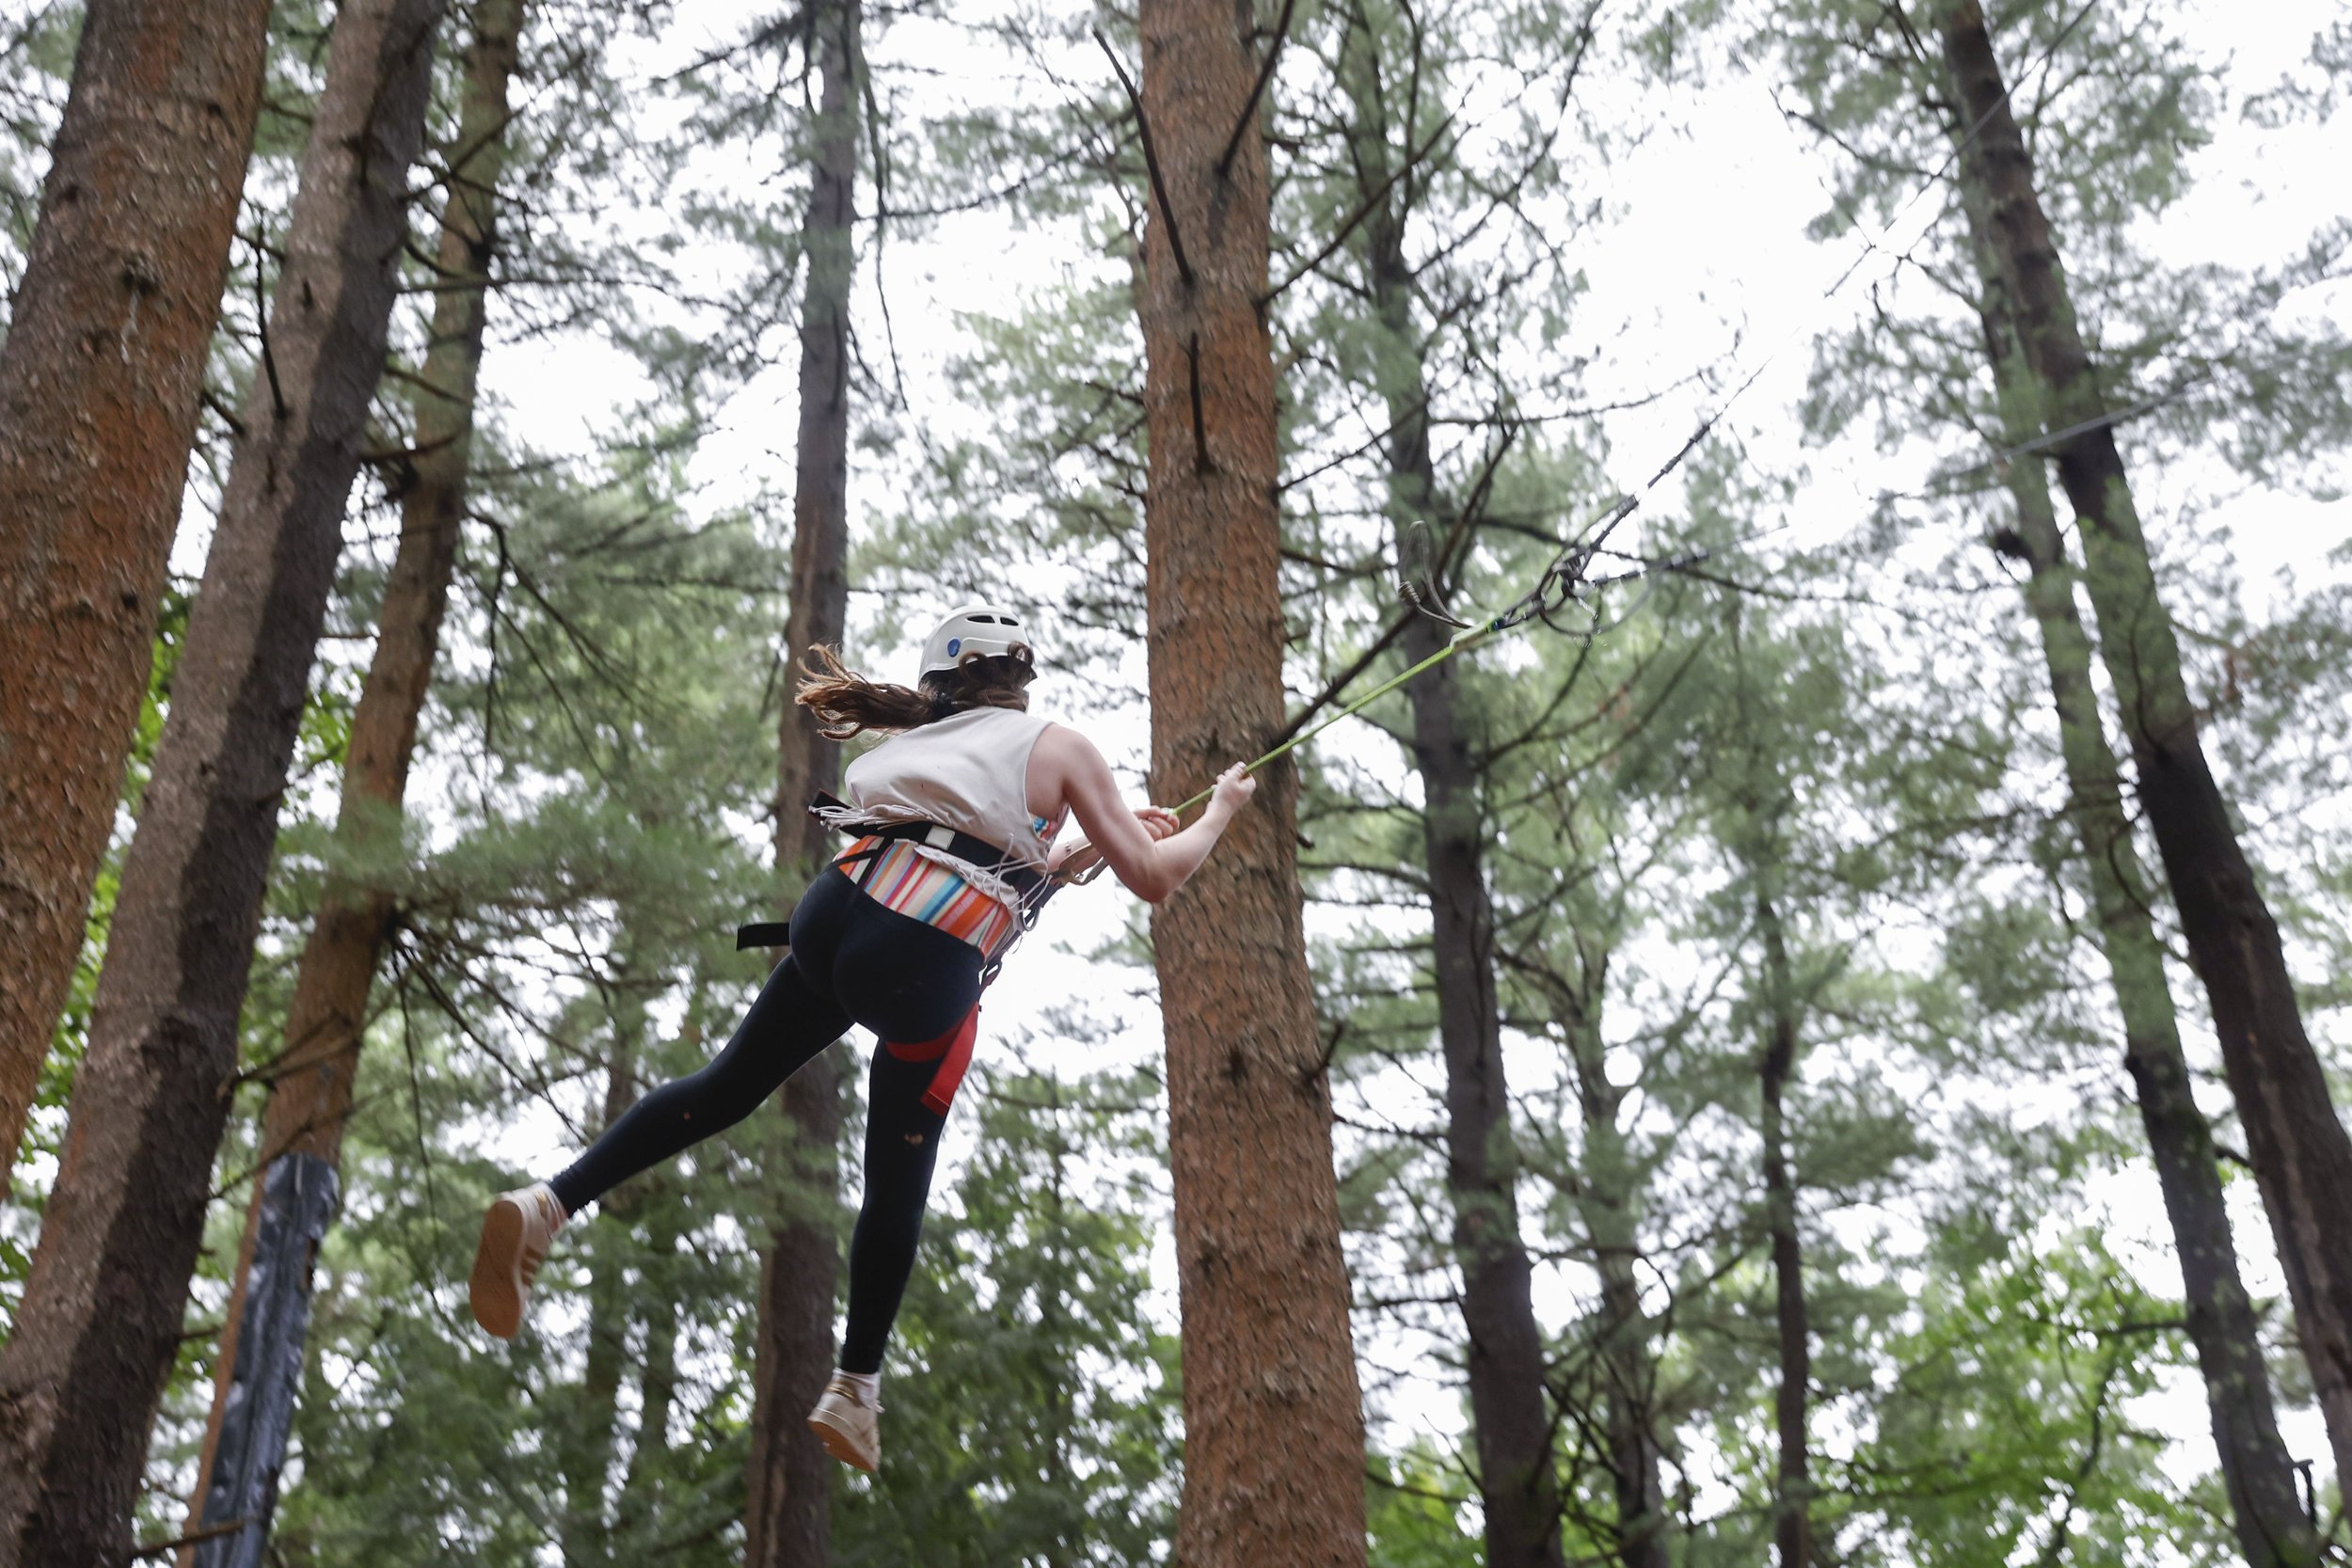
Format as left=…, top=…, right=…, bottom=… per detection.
left=736, top=792, right=1052, bottom=954
left=885, top=1005, right=982, bottom=1117
left=733, top=794, right=1051, bottom=1117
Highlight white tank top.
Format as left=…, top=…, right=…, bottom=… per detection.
left=838, top=706, right=1062, bottom=873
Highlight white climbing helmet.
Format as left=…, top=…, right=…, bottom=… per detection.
left=918, top=603, right=1032, bottom=679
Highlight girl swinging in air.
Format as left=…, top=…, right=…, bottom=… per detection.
left=467, top=603, right=1257, bottom=1472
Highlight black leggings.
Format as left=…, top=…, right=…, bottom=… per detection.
left=549, top=867, right=983, bottom=1373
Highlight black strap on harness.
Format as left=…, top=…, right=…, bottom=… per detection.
left=735, top=793, right=1057, bottom=953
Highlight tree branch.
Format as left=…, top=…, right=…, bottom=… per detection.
left=1094, top=27, right=1194, bottom=288
left=1260, top=113, right=1454, bottom=306
left=1216, top=0, right=1296, bottom=179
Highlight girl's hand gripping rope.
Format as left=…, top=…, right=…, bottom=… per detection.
left=1205, top=762, right=1257, bottom=816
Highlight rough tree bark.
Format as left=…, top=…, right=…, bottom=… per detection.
left=1753, top=882, right=1813, bottom=1568
left=0, top=0, right=274, bottom=1182
left=1361, top=198, right=1565, bottom=1568
left=1554, top=949, right=1671, bottom=1568
left=177, top=5, right=521, bottom=1560
left=563, top=1042, right=642, bottom=1568
left=619, top=1181, right=684, bottom=1535
left=1962, top=188, right=2323, bottom=1567
left=1132, top=0, right=1371, bottom=1560
left=0, top=2, right=443, bottom=1560
left=1940, top=0, right=2352, bottom=1491
left=1036, top=1085, right=1080, bottom=1568
left=744, top=0, right=859, bottom=1560
left=1395, top=482, right=1565, bottom=1568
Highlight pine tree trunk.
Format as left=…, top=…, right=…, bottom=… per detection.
left=1392, top=375, right=1566, bottom=1568
left=177, top=6, right=520, bottom=1559
left=744, top=1, right=858, bottom=1560
left=1335, top=30, right=1563, bottom=1560
left=1755, top=890, right=1813, bottom=1568
left=0, top=0, right=274, bottom=1182
left=1134, top=0, right=1369, bottom=1560
left=0, top=3, right=443, bottom=1560
left=1557, top=959, right=1671, bottom=1568
left=1374, top=278, right=1564, bottom=1568
left=1960, top=182, right=2323, bottom=1567
left=1940, top=0, right=2352, bottom=1490
left=619, top=1183, right=683, bottom=1535
left=563, top=1048, right=641, bottom=1568
left=1042, top=1085, right=1077, bottom=1568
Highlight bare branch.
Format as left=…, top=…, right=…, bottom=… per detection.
left=1093, top=27, right=1195, bottom=288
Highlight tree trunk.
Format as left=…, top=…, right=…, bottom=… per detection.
left=1940, top=0, right=2352, bottom=1490
left=1365, top=216, right=1564, bottom=1568
left=563, top=1045, right=641, bottom=1568
left=1755, top=890, right=1812, bottom=1568
left=1557, top=954, right=1670, bottom=1568
left=1402, top=667, right=1571, bottom=1568
left=0, top=2, right=443, bottom=1560
left=744, top=1, right=858, bottom=1560
left=0, top=0, right=274, bottom=1183
left=1133, top=0, right=1370, bottom=1560
left=1391, top=351, right=1566, bottom=1568
left=619, top=1181, right=683, bottom=1537
left=1041, top=1081, right=1077, bottom=1568
left=1960, top=180, right=2323, bottom=1568
left=177, top=5, right=521, bottom=1559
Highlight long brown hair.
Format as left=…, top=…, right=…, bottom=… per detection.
left=795, top=642, right=1035, bottom=739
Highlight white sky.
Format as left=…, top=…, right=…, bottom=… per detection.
left=472, top=0, right=2351, bottom=1537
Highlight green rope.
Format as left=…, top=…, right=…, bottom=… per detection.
left=1167, top=617, right=1500, bottom=816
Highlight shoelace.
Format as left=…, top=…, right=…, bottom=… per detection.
left=516, top=1192, right=561, bottom=1288
left=826, top=1378, right=881, bottom=1412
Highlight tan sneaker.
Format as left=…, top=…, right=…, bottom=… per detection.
left=806, top=1375, right=882, bottom=1471
left=469, top=1182, right=565, bottom=1338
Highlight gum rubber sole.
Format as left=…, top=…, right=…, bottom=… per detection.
left=469, top=1197, right=525, bottom=1338
left=807, top=1410, right=878, bottom=1472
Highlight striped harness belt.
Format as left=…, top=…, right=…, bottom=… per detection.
left=733, top=793, right=1048, bottom=954
left=733, top=797, right=1057, bottom=1117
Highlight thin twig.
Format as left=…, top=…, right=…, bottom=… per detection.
left=250, top=225, right=287, bottom=419
left=652, top=2, right=811, bottom=85
left=1093, top=27, right=1194, bottom=288
left=1260, top=113, right=1454, bottom=306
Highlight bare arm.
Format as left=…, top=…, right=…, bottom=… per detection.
left=1035, top=726, right=1254, bottom=904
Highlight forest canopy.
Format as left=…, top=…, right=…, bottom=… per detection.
left=0, top=0, right=2346, bottom=1565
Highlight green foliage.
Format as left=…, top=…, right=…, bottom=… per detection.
left=9, top=0, right=2344, bottom=1558
left=1847, top=1232, right=2233, bottom=1566
left=0, top=0, right=76, bottom=293
left=837, top=1064, right=1179, bottom=1567
left=1367, top=1446, right=1484, bottom=1568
